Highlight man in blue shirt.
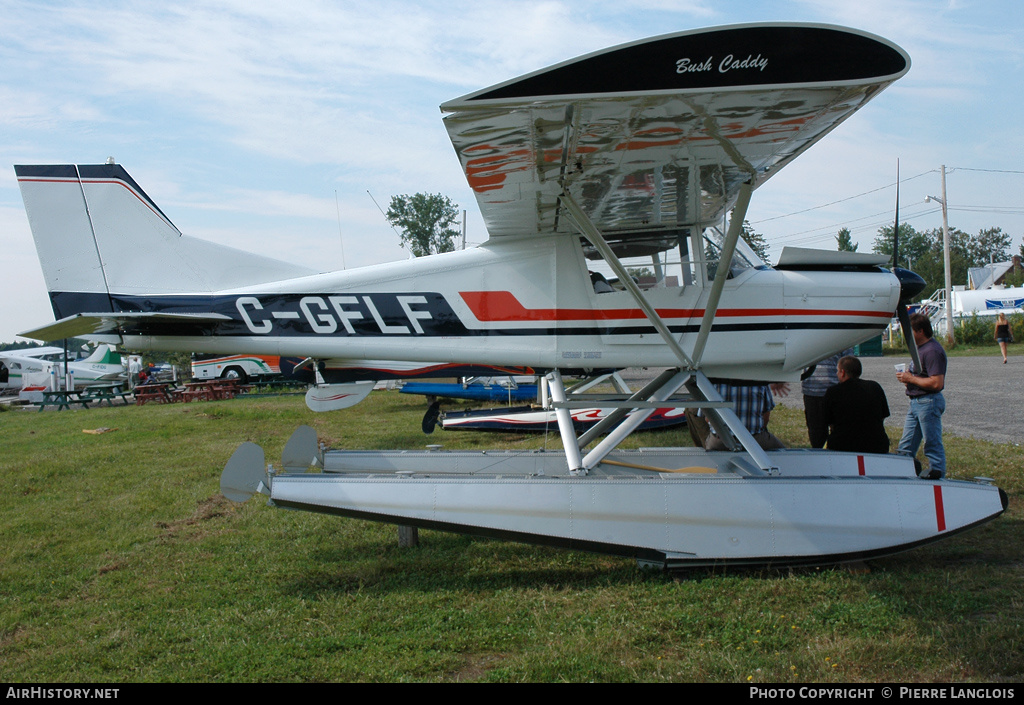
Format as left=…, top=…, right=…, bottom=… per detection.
left=895, top=314, right=948, bottom=479
left=703, top=382, right=786, bottom=451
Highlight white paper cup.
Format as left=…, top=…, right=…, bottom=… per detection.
left=894, top=363, right=906, bottom=373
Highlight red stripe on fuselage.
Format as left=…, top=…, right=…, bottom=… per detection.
left=459, top=291, right=893, bottom=323
left=934, top=485, right=946, bottom=532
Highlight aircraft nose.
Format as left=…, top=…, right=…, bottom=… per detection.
left=893, top=267, right=926, bottom=304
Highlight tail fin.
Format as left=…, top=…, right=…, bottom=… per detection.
left=80, top=344, right=122, bottom=365
left=15, top=163, right=316, bottom=320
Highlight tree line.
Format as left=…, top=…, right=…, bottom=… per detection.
left=843, top=223, right=1021, bottom=299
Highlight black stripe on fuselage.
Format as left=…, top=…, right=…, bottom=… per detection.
left=49, top=290, right=889, bottom=339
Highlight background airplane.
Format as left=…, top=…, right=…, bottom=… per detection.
left=0, top=344, right=126, bottom=391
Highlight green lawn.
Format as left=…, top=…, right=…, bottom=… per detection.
left=1, top=391, right=1020, bottom=683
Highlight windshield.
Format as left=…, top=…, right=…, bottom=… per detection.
left=703, top=226, right=767, bottom=279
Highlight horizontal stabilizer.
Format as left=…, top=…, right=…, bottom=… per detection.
left=20, top=311, right=232, bottom=342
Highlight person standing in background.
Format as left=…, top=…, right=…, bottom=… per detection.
left=896, top=314, right=947, bottom=479
left=801, top=349, right=852, bottom=448
left=995, top=312, right=1012, bottom=364
left=823, top=355, right=890, bottom=454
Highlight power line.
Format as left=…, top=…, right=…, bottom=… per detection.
left=751, top=169, right=936, bottom=225
left=770, top=205, right=940, bottom=244
left=949, top=205, right=1024, bottom=215
left=753, top=166, right=1024, bottom=230
left=948, top=167, right=1024, bottom=176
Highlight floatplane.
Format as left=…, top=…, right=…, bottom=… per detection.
left=16, top=24, right=1006, bottom=568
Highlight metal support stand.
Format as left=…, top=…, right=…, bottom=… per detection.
left=581, top=369, right=691, bottom=470
left=547, top=369, right=585, bottom=474
left=398, top=526, right=419, bottom=547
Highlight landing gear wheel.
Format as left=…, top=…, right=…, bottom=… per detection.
left=422, top=401, right=441, bottom=434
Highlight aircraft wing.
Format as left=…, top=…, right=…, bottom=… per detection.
left=441, top=24, right=909, bottom=252
left=20, top=311, right=232, bottom=342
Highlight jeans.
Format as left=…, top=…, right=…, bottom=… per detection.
left=897, top=392, right=946, bottom=478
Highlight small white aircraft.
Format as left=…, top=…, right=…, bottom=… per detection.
left=0, top=344, right=126, bottom=390
left=0, top=347, right=64, bottom=390
left=17, top=24, right=1006, bottom=568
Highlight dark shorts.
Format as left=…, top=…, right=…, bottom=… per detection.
left=997, top=337, right=1011, bottom=343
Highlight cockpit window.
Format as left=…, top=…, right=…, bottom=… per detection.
left=580, top=223, right=769, bottom=293
left=703, top=226, right=768, bottom=279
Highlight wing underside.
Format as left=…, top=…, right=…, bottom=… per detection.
left=21, top=312, right=232, bottom=342
left=441, top=24, right=909, bottom=251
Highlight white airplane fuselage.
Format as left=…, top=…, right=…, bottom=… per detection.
left=118, top=235, right=899, bottom=380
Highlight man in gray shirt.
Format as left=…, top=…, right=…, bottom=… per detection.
left=895, top=314, right=948, bottom=479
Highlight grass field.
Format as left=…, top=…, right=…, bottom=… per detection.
left=1, top=388, right=1021, bottom=683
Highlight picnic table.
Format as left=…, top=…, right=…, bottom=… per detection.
left=178, top=380, right=245, bottom=402
left=79, top=383, right=133, bottom=407
left=38, top=389, right=91, bottom=412
left=133, top=382, right=174, bottom=405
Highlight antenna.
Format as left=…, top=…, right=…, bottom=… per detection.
left=892, top=159, right=900, bottom=269
left=367, top=190, right=402, bottom=239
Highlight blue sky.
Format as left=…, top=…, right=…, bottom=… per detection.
left=2, top=0, right=1022, bottom=341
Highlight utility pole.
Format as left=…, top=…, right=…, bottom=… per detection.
left=940, top=165, right=953, bottom=347
left=926, top=166, right=954, bottom=347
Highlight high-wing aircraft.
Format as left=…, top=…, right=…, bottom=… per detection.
left=17, top=24, right=1006, bottom=568
left=0, top=344, right=126, bottom=390
left=0, top=347, right=64, bottom=390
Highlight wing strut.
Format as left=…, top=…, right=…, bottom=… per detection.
left=690, top=181, right=753, bottom=368
left=556, top=184, right=775, bottom=475
left=558, top=192, right=695, bottom=370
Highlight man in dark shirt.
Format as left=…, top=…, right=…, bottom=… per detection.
left=895, top=314, right=948, bottom=479
left=823, top=356, right=890, bottom=453
left=802, top=348, right=853, bottom=448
